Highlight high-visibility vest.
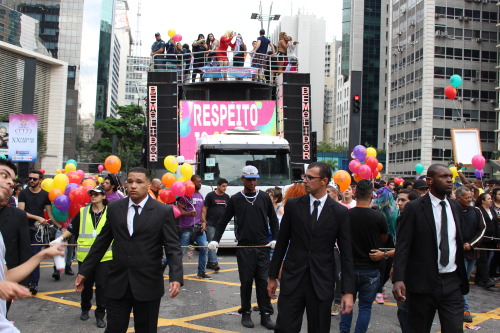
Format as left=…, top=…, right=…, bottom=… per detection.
left=77, top=205, right=112, bottom=262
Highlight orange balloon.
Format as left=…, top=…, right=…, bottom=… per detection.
left=353, top=173, right=363, bottom=183
left=82, top=179, right=97, bottom=187
left=377, top=163, right=383, bottom=171
left=49, top=188, right=63, bottom=202
left=333, top=170, right=351, bottom=193
left=93, top=175, right=99, bottom=179
left=104, top=155, right=122, bottom=174
left=162, top=172, right=177, bottom=188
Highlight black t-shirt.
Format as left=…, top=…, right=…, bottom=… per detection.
left=204, top=191, right=230, bottom=227
left=348, top=207, right=388, bottom=270
left=18, top=188, right=50, bottom=227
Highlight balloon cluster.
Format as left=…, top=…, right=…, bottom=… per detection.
left=444, top=74, right=462, bottom=100
left=471, top=154, right=486, bottom=179
left=161, top=155, right=195, bottom=218
left=393, top=177, right=405, bottom=186
left=168, top=29, right=182, bottom=43
left=348, top=145, right=383, bottom=181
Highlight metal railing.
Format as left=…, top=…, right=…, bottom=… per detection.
left=151, top=50, right=299, bottom=84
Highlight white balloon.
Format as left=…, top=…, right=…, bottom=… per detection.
left=177, top=156, right=185, bottom=164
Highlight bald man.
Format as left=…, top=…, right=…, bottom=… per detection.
left=148, top=178, right=164, bottom=202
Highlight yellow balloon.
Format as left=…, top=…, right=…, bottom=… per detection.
left=366, top=147, right=377, bottom=158
left=449, top=166, right=459, bottom=178
left=98, top=177, right=104, bottom=184
left=55, top=169, right=61, bottom=174
left=64, top=163, right=76, bottom=173
left=376, top=173, right=381, bottom=179
left=41, top=178, right=54, bottom=192
left=177, top=177, right=186, bottom=182
left=53, top=174, right=69, bottom=191
left=164, top=155, right=178, bottom=173
left=180, top=163, right=194, bottom=180
left=168, top=29, right=176, bottom=37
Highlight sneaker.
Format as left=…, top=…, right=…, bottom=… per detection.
left=52, top=266, right=60, bottom=281
left=212, top=263, right=220, bottom=272
left=96, top=318, right=106, bottom=328
left=197, top=272, right=213, bottom=280
left=28, top=283, right=38, bottom=296
left=241, top=311, right=254, bottom=328
left=331, top=303, right=340, bottom=316
left=463, top=311, right=473, bottom=323
left=376, top=293, right=385, bottom=304
left=260, top=313, right=275, bottom=330
left=80, top=311, right=89, bottom=321
left=65, top=264, right=74, bottom=276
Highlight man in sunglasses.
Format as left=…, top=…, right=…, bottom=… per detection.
left=267, top=161, right=355, bottom=332
left=18, top=170, right=60, bottom=294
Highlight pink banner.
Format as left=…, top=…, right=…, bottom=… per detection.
left=179, top=101, right=276, bottom=163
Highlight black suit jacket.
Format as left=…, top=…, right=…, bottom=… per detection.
left=79, top=197, right=183, bottom=302
left=269, top=195, right=355, bottom=301
left=0, top=206, right=31, bottom=269
left=393, top=194, right=469, bottom=295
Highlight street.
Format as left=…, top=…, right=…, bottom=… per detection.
left=7, top=250, right=500, bottom=332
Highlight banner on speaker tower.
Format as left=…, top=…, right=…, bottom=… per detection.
left=179, top=100, right=276, bottom=163
left=8, top=114, right=38, bottom=162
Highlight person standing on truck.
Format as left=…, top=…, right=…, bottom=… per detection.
left=201, top=178, right=230, bottom=272
left=208, top=166, right=279, bottom=330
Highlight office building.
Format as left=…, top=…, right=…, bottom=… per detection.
left=324, top=40, right=341, bottom=143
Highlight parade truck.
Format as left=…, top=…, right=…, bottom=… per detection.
left=195, top=130, right=293, bottom=245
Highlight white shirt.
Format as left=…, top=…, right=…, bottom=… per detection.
left=429, top=193, right=457, bottom=273
left=309, top=193, right=328, bottom=218
left=127, top=196, right=149, bottom=236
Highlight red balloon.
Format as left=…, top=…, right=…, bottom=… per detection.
left=68, top=202, right=85, bottom=218
left=159, top=189, right=176, bottom=203
left=444, top=86, right=457, bottom=100
left=372, top=168, right=379, bottom=178
left=364, top=156, right=379, bottom=172
left=39, top=169, right=46, bottom=175
left=67, top=171, right=83, bottom=184
left=184, top=180, right=195, bottom=197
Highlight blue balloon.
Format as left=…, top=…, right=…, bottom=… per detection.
left=66, top=159, right=78, bottom=167
left=450, top=74, right=462, bottom=88
left=0, top=154, right=6, bottom=159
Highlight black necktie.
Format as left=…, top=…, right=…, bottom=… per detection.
left=132, top=204, right=140, bottom=235
left=311, top=200, right=320, bottom=227
left=439, top=201, right=449, bottom=267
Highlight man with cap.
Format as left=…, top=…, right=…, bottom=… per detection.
left=413, top=179, right=429, bottom=196
left=208, top=165, right=279, bottom=330
left=151, top=32, right=165, bottom=69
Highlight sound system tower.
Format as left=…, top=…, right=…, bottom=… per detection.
left=276, top=73, right=312, bottom=165
left=147, top=71, right=178, bottom=170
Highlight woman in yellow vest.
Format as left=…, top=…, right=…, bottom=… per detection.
left=52, top=185, right=111, bottom=329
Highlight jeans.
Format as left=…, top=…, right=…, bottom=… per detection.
left=29, top=229, right=42, bottom=284
left=205, top=225, right=218, bottom=264
left=55, top=229, right=74, bottom=266
left=463, top=258, right=476, bottom=311
left=340, top=269, right=380, bottom=333
left=179, top=230, right=207, bottom=274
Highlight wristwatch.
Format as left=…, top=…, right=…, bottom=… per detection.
left=383, top=251, right=388, bottom=260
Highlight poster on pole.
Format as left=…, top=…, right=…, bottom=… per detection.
left=8, top=114, right=38, bottom=162
left=450, top=128, right=482, bottom=166
left=0, top=122, right=9, bottom=156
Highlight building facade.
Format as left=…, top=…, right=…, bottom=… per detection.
left=324, top=40, right=342, bottom=144
left=386, top=0, right=498, bottom=176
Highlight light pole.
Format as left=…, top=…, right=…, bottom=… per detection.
left=250, top=1, right=281, bottom=35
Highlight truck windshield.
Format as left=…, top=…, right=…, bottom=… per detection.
left=199, top=149, right=291, bottom=186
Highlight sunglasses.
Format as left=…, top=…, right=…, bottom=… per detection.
left=302, top=175, right=323, bottom=181
left=89, top=192, right=102, bottom=197
left=29, top=177, right=40, bottom=181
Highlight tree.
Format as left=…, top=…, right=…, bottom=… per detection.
left=91, top=104, right=145, bottom=171
left=317, top=141, right=349, bottom=153
left=323, top=159, right=339, bottom=172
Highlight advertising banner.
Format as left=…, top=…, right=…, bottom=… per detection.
left=0, top=122, right=9, bottom=156
left=8, top=114, right=38, bottom=162
left=179, top=101, right=276, bottom=163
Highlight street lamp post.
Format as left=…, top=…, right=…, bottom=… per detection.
left=250, top=1, right=281, bottom=35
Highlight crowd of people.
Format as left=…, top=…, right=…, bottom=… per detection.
left=151, top=29, right=299, bottom=83
left=0, top=157, right=499, bottom=332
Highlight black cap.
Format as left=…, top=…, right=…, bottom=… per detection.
left=413, top=179, right=429, bottom=189
left=155, top=32, right=160, bottom=36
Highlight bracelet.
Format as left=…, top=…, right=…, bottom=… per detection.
left=383, top=251, right=388, bottom=260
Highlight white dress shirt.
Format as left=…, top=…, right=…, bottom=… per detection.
left=127, top=196, right=149, bottom=236
left=309, top=193, right=328, bottom=218
left=429, top=192, right=457, bottom=273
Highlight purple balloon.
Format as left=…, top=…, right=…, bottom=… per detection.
left=353, top=145, right=367, bottom=162
left=54, top=194, right=70, bottom=212
left=474, top=169, right=484, bottom=179
left=65, top=183, right=79, bottom=197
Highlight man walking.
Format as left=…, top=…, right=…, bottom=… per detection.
left=393, top=164, right=469, bottom=332
left=178, top=175, right=210, bottom=279
left=208, top=166, right=278, bottom=329
left=267, top=162, right=355, bottom=333
left=75, top=167, right=183, bottom=332
left=201, top=178, right=229, bottom=272
left=339, top=180, right=387, bottom=333
left=18, top=170, right=60, bottom=293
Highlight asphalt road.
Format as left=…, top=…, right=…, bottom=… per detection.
left=7, top=250, right=500, bottom=332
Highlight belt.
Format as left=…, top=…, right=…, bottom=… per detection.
left=438, top=270, right=456, bottom=277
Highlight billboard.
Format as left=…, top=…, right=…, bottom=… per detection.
left=179, top=101, right=276, bottom=162
left=8, top=114, right=38, bottom=162
left=0, top=122, right=9, bottom=156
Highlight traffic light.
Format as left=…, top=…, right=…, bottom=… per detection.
left=352, top=94, right=361, bottom=113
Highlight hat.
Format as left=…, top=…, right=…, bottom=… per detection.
left=155, top=32, right=160, bottom=36
left=242, top=165, right=260, bottom=178
left=88, top=185, right=105, bottom=194
left=413, top=179, right=429, bottom=189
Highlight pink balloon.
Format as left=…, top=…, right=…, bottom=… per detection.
left=348, top=160, right=361, bottom=173
left=172, top=34, right=182, bottom=42
left=77, top=170, right=85, bottom=179
left=471, top=155, right=486, bottom=170
left=171, top=181, right=186, bottom=197
left=98, top=164, right=104, bottom=172
left=171, top=205, right=181, bottom=218
left=357, top=165, right=372, bottom=179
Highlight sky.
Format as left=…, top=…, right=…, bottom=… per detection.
left=125, top=0, right=343, bottom=57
